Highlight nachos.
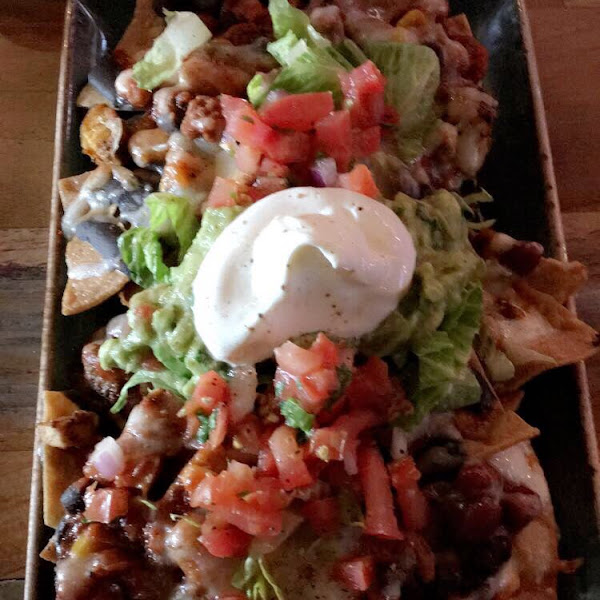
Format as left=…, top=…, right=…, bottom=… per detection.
left=41, top=1, right=596, bottom=599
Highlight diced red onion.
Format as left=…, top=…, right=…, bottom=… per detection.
left=228, top=366, right=258, bottom=423
left=391, top=427, right=408, bottom=461
left=309, top=157, right=338, bottom=188
left=89, top=436, right=125, bottom=480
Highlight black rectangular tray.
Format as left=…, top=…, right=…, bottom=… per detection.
left=25, top=1, right=600, bottom=597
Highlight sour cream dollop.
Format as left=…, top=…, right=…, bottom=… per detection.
left=192, top=187, right=416, bottom=365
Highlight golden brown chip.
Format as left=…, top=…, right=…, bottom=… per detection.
left=80, top=104, right=124, bottom=165
left=41, top=392, right=91, bottom=528
left=525, top=257, right=587, bottom=305
left=460, top=409, right=539, bottom=460
left=38, top=410, right=99, bottom=449
left=57, top=171, right=91, bottom=211
left=482, top=280, right=599, bottom=393
left=62, top=238, right=129, bottom=316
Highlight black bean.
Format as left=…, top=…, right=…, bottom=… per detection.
left=415, top=440, right=465, bottom=479
left=60, top=477, right=91, bottom=514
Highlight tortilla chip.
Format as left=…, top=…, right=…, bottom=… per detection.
left=482, top=279, right=599, bottom=393
left=58, top=171, right=91, bottom=211
left=43, top=391, right=79, bottom=421
left=499, top=390, right=525, bottom=412
left=81, top=104, right=124, bottom=165
left=38, top=410, right=98, bottom=449
left=459, top=408, right=539, bottom=460
left=62, top=238, right=128, bottom=316
left=41, top=392, right=90, bottom=528
left=514, top=515, right=560, bottom=588
left=525, top=257, right=587, bottom=305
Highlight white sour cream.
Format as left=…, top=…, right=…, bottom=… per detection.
left=192, top=187, right=416, bottom=365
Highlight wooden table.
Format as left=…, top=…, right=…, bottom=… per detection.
left=0, top=0, right=599, bottom=593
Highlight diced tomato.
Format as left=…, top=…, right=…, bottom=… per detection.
left=275, top=341, right=323, bottom=377
left=235, top=144, right=262, bottom=175
left=231, top=415, right=262, bottom=455
left=274, top=334, right=347, bottom=415
left=84, top=488, right=129, bottom=524
left=345, top=356, right=393, bottom=415
left=304, top=368, right=339, bottom=402
left=184, top=371, right=230, bottom=416
left=191, top=461, right=286, bottom=537
left=310, top=410, right=381, bottom=473
left=388, top=458, right=429, bottom=531
left=340, top=61, right=386, bottom=129
left=207, top=177, right=238, bottom=208
left=257, top=447, right=278, bottom=477
left=342, top=61, right=386, bottom=96
left=315, top=110, right=353, bottom=172
left=268, top=425, right=313, bottom=490
left=210, top=504, right=283, bottom=537
left=357, top=443, right=403, bottom=540
left=334, top=556, right=375, bottom=592
left=221, top=95, right=275, bottom=148
left=260, top=92, right=335, bottom=132
left=338, top=164, right=380, bottom=199
left=262, top=130, right=313, bottom=164
left=200, top=515, right=252, bottom=558
left=310, top=333, right=339, bottom=369
left=258, top=156, right=290, bottom=178
left=309, top=426, right=347, bottom=462
left=247, top=176, right=288, bottom=201
left=301, top=497, right=340, bottom=535
left=407, top=532, right=435, bottom=583
left=352, top=126, right=381, bottom=158
left=179, top=447, right=226, bottom=494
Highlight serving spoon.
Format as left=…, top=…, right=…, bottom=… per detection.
left=77, top=0, right=137, bottom=109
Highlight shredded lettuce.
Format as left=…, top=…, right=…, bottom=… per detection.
left=359, top=191, right=484, bottom=426
left=335, top=39, right=368, bottom=67
left=269, top=0, right=311, bottom=40
left=147, top=193, right=199, bottom=261
left=233, top=557, right=285, bottom=600
left=280, top=398, right=314, bottom=433
left=118, top=193, right=199, bottom=289
left=102, top=207, right=243, bottom=409
left=363, top=42, right=440, bottom=162
left=132, top=11, right=212, bottom=91
left=119, top=228, right=171, bottom=289
left=397, top=282, right=483, bottom=427
left=110, top=369, right=187, bottom=413
left=248, top=0, right=351, bottom=106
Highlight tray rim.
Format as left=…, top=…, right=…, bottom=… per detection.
left=23, top=1, right=600, bottom=597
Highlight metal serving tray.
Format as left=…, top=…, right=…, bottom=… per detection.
left=24, top=1, right=600, bottom=597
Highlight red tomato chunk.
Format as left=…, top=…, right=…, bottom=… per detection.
left=334, top=556, right=375, bottom=592
left=358, top=443, right=403, bottom=540
left=260, top=92, right=335, bottom=131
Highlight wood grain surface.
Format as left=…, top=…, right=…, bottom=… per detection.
left=0, top=0, right=599, bottom=586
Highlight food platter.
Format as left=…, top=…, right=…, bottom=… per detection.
left=24, top=0, right=600, bottom=597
